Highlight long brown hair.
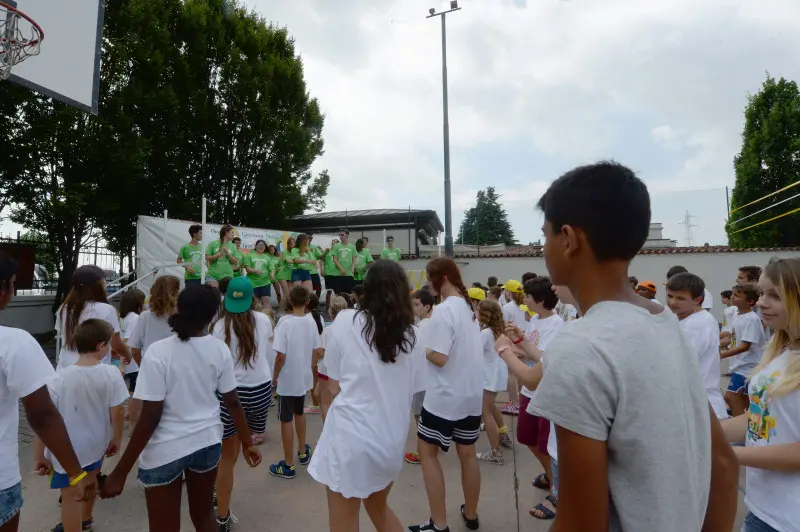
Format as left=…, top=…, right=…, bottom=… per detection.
left=426, top=257, right=474, bottom=319
left=214, top=308, right=258, bottom=369
left=295, top=233, right=309, bottom=254
left=149, top=275, right=180, bottom=317
left=61, top=276, right=109, bottom=350
left=478, top=299, right=504, bottom=339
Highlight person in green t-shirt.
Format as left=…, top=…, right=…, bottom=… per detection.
left=231, top=237, right=246, bottom=277
left=205, top=224, right=239, bottom=287
left=288, top=233, right=317, bottom=292
left=354, top=238, right=374, bottom=284
left=381, top=235, right=402, bottom=262
left=331, top=229, right=357, bottom=294
left=307, top=233, right=324, bottom=297
left=244, top=239, right=275, bottom=308
left=177, top=224, right=204, bottom=286
left=275, top=236, right=295, bottom=311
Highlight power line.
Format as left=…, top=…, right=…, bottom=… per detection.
left=679, top=210, right=698, bottom=246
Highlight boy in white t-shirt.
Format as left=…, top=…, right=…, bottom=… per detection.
left=270, top=285, right=322, bottom=479
left=405, top=289, right=435, bottom=465
left=666, top=273, right=729, bottom=419
left=721, top=283, right=767, bottom=417
left=35, top=319, right=129, bottom=532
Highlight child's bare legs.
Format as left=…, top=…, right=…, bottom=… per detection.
left=185, top=467, right=218, bottom=532
left=0, top=513, right=19, bottom=532
left=326, top=488, right=361, bottom=532
left=456, top=443, right=481, bottom=521
left=725, top=390, right=748, bottom=417
left=281, top=420, right=295, bottom=465
left=506, top=374, right=519, bottom=404
left=215, top=435, right=240, bottom=520
left=311, top=367, right=320, bottom=407
left=60, top=469, right=99, bottom=532
left=418, top=440, right=447, bottom=528
left=144, top=476, right=183, bottom=532
left=529, top=445, right=553, bottom=487
left=295, top=412, right=307, bottom=453
left=482, top=391, right=500, bottom=449
left=363, top=483, right=403, bottom=532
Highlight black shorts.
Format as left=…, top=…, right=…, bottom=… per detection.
left=253, top=285, right=272, bottom=298
left=218, top=382, right=272, bottom=439
left=311, top=274, right=322, bottom=295
left=336, top=276, right=355, bottom=295
left=277, top=395, right=305, bottom=423
left=125, top=371, right=138, bottom=393
left=184, top=278, right=202, bottom=287
left=325, top=275, right=339, bottom=293
left=417, top=407, right=481, bottom=452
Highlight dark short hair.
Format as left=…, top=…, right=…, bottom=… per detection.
left=232, top=236, right=241, bottom=243
left=488, top=286, right=502, bottom=298
left=721, top=290, right=733, bottom=299
left=666, top=272, right=705, bottom=300
left=487, top=276, right=498, bottom=287
left=666, top=265, right=688, bottom=279
left=74, top=319, right=114, bottom=354
left=218, top=277, right=233, bottom=296
left=521, top=272, right=537, bottom=284
left=189, top=224, right=202, bottom=237
left=413, top=289, right=435, bottom=310
left=524, top=276, right=559, bottom=310
left=387, top=235, right=394, bottom=241
left=353, top=284, right=366, bottom=298
left=629, top=276, right=639, bottom=287
left=290, top=285, right=310, bottom=307
left=738, top=266, right=762, bottom=282
left=733, top=283, right=759, bottom=305
left=339, top=229, right=350, bottom=235
left=537, top=161, right=650, bottom=261
left=0, top=251, right=18, bottom=294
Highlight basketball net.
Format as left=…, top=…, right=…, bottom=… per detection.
left=0, top=1, right=43, bottom=80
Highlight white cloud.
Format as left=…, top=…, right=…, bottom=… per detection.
left=247, top=0, right=800, bottom=245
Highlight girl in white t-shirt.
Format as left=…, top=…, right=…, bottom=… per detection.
left=308, top=260, right=424, bottom=531
left=99, top=284, right=261, bottom=530
left=56, top=265, right=130, bottom=369
left=119, top=288, right=145, bottom=423
left=722, top=258, right=800, bottom=532
left=476, top=300, right=513, bottom=465
left=127, top=275, right=180, bottom=429
left=210, top=277, right=274, bottom=531
left=500, top=279, right=526, bottom=417
left=316, top=295, right=347, bottom=422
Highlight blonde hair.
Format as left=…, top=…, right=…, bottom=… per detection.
left=329, top=295, right=347, bottom=321
left=477, top=299, right=504, bottom=340
left=752, top=258, right=800, bottom=397
left=149, top=276, right=180, bottom=317
left=510, top=290, right=524, bottom=306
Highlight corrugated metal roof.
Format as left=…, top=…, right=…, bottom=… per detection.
left=293, top=209, right=436, bottom=220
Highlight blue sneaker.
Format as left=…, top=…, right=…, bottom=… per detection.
left=298, top=444, right=312, bottom=466
left=269, top=460, right=296, bottom=479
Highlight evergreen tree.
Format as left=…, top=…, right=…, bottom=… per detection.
left=456, top=187, right=516, bottom=246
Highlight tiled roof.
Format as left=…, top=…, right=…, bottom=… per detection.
left=406, top=245, right=800, bottom=260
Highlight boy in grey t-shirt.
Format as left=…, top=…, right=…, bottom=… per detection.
left=528, top=162, right=738, bottom=532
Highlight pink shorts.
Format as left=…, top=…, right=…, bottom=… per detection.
left=517, top=395, right=550, bottom=454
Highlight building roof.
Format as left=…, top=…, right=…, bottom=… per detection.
left=409, top=245, right=800, bottom=260
left=291, top=209, right=444, bottom=234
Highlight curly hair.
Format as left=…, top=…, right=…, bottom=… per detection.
left=478, top=300, right=504, bottom=340
left=149, top=275, right=181, bottom=317
left=329, top=295, right=347, bottom=321
left=358, top=259, right=416, bottom=363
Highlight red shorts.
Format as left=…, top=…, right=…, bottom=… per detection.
left=318, top=373, right=329, bottom=381
left=517, top=395, right=550, bottom=454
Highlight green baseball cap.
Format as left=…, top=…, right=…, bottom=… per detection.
left=225, top=276, right=253, bottom=313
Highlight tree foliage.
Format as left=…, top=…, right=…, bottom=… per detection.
left=728, top=75, right=800, bottom=247
left=0, top=0, right=329, bottom=300
left=456, top=187, right=516, bottom=246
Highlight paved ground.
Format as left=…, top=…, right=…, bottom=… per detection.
left=17, top=392, right=748, bottom=532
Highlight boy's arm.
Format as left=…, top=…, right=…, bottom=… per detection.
left=499, top=349, right=543, bottom=389
left=550, top=426, right=610, bottom=532
left=425, top=348, right=448, bottom=367
left=272, top=352, right=286, bottom=388
left=131, top=348, right=142, bottom=366
left=703, top=404, right=740, bottom=532
left=107, top=405, right=124, bottom=456
left=720, top=341, right=750, bottom=359
left=33, top=435, right=49, bottom=474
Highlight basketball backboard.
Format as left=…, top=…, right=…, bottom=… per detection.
left=4, top=0, right=104, bottom=114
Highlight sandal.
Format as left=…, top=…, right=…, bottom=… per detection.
left=532, top=473, right=551, bottom=490
left=530, top=503, right=555, bottom=520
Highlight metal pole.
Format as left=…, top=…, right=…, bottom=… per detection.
left=201, top=197, right=207, bottom=285
left=162, top=209, right=168, bottom=267
left=440, top=13, right=454, bottom=258
left=725, top=186, right=730, bottom=219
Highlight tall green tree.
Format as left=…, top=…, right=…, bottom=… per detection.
left=728, top=75, right=800, bottom=247
left=456, top=187, right=516, bottom=246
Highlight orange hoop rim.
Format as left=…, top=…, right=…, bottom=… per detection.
left=0, top=0, right=44, bottom=50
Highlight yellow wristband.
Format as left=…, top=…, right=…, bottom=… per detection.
left=69, top=471, right=87, bottom=487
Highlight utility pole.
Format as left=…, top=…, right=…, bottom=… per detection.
left=680, top=210, right=698, bottom=247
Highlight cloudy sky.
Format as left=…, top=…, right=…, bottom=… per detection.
left=247, top=0, right=800, bottom=246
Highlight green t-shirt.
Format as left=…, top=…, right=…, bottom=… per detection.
left=323, top=248, right=338, bottom=277
left=179, top=243, right=203, bottom=280
left=332, top=243, right=357, bottom=277
left=245, top=252, right=273, bottom=287
left=381, top=247, right=402, bottom=262
left=232, top=249, right=245, bottom=276
left=290, top=248, right=317, bottom=272
left=309, top=245, right=323, bottom=274
left=355, top=248, right=374, bottom=281
left=206, top=240, right=236, bottom=280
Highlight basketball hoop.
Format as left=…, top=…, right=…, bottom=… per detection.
left=0, top=1, right=43, bottom=81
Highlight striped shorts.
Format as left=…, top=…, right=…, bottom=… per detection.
left=417, top=407, right=481, bottom=452
left=217, top=381, right=272, bottom=440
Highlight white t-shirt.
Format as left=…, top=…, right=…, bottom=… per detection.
left=521, top=314, right=564, bottom=400
left=731, top=311, right=767, bottom=376
left=679, top=311, right=728, bottom=419
left=745, top=350, right=800, bottom=532
left=502, top=301, right=528, bottom=331
left=701, top=289, right=713, bottom=310
left=127, top=310, right=174, bottom=362
left=412, top=318, right=432, bottom=392
left=531, top=302, right=711, bottom=532
left=210, top=311, right=273, bottom=387
left=480, top=327, right=508, bottom=393
left=722, top=305, right=738, bottom=333
left=133, top=335, right=237, bottom=470
left=56, top=302, right=120, bottom=369
left=422, top=296, right=483, bottom=420
left=272, top=314, right=322, bottom=397
left=308, top=310, right=425, bottom=498
left=498, top=292, right=508, bottom=307
left=555, top=302, right=578, bottom=323
left=45, top=364, right=129, bottom=473
left=121, top=313, right=140, bottom=373
left=0, top=327, right=56, bottom=490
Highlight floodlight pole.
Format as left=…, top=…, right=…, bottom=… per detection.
left=427, top=5, right=461, bottom=258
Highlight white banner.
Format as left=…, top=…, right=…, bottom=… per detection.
left=135, top=215, right=333, bottom=293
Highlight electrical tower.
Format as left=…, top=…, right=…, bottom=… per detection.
left=679, top=210, right=698, bottom=247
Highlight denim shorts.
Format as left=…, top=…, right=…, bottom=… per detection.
left=727, top=373, right=748, bottom=394
left=551, top=459, right=559, bottom=499
left=291, top=269, right=312, bottom=282
left=742, top=512, right=780, bottom=532
left=137, top=443, right=221, bottom=488
left=0, top=482, right=22, bottom=527
left=50, top=459, right=103, bottom=489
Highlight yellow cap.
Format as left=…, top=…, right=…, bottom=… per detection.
left=467, top=287, right=485, bottom=301
left=505, top=279, right=523, bottom=293
left=520, top=304, right=536, bottom=316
